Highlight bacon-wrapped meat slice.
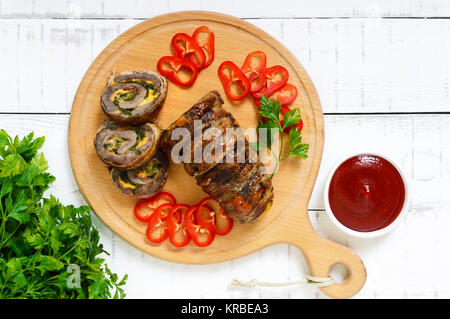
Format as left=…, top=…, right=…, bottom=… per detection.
left=94, top=120, right=161, bottom=170
left=161, top=91, right=274, bottom=223
left=161, top=91, right=240, bottom=177
left=161, top=90, right=224, bottom=152
left=101, top=71, right=168, bottom=125
left=218, top=165, right=274, bottom=223
left=110, top=150, right=169, bottom=198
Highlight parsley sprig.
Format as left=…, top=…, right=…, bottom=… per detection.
left=0, top=130, right=127, bottom=299
left=252, top=96, right=309, bottom=176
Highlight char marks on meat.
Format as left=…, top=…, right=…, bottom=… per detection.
left=162, top=90, right=274, bottom=223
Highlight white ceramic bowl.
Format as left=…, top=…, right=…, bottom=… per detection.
left=323, top=153, right=410, bottom=238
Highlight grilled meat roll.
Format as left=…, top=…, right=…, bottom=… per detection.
left=161, top=90, right=225, bottom=152
left=101, top=71, right=168, bottom=125
left=162, top=90, right=274, bottom=223
left=110, top=149, right=169, bottom=198
left=161, top=91, right=239, bottom=177
left=94, top=120, right=162, bottom=170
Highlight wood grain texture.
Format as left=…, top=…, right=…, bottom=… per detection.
left=3, top=114, right=448, bottom=213
left=1, top=18, right=449, bottom=114
left=1, top=0, right=449, bottom=18
left=68, top=11, right=365, bottom=298
left=2, top=1, right=449, bottom=299
left=2, top=113, right=449, bottom=298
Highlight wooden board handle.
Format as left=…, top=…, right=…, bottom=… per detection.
left=280, top=208, right=366, bottom=298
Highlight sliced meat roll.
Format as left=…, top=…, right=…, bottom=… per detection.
left=198, top=161, right=273, bottom=223
left=162, top=90, right=274, bottom=223
left=184, top=113, right=240, bottom=177
left=101, top=71, right=168, bottom=125
left=94, top=120, right=162, bottom=170
left=197, top=162, right=257, bottom=201
left=161, top=90, right=241, bottom=177
left=110, top=150, right=169, bottom=198
left=220, top=167, right=274, bottom=223
left=161, top=90, right=224, bottom=152
left=196, top=142, right=253, bottom=200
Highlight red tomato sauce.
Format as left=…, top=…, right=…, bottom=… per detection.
left=328, top=154, right=406, bottom=232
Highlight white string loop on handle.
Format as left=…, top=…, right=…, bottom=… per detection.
left=229, top=275, right=334, bottom=289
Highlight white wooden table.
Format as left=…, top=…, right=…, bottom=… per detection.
left=1, top=0, right=449, bottom=299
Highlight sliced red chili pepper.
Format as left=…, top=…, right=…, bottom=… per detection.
left=171, top=33, right=206, bottom=70
left=146, top=203, right=173, bottom=243
left=185, top=205, right=215, bottom=247
left=281, top=104, right=291, bottom=113
left=195, top=203, right=215, bottom=232
left=192, top=26, right=215, bottom=68
left=133, top=192, right=176, bottom=222
left=297, top=118, right=304, bottom=131
left=218, top=61, right=251, bottom=101
left=241, top=51, right=267, bottom=93
left=254, top=96, right=262, bottom=108
left=167, top=204, right=191, bottom=247
left=269, top=83, right=298, bottom=105
left=196, top=197, right=234, bottom=236
left=134, top=200, right=155, bottom=223
left=157, top=56, right=198, bottom=87
left=214, top=208, right=234, bottom=235
left=252, top=65, right=289, bottom=100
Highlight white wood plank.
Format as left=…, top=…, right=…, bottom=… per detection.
left=1, top=114, right=447, bottom=213
left=311, top=115, right=450, bottom=212
left=312, top=209, right=450, bottom=298
left=280, top=18, right=450, bottom=113
left=1, top=0, right=450, bottom=18
left=0, top=21, right=20, bottom=110
left=0, top=114, right=448, bottom=298
left=0, top=18, right=449, bottom=114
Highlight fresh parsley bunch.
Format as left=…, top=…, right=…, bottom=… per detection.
left=0, top=130, right=127, bottom=299
left=253, top=96, right=309, bottom=176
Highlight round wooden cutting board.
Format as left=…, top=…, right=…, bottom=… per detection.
left=68, top=11, right=366, bottom=298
